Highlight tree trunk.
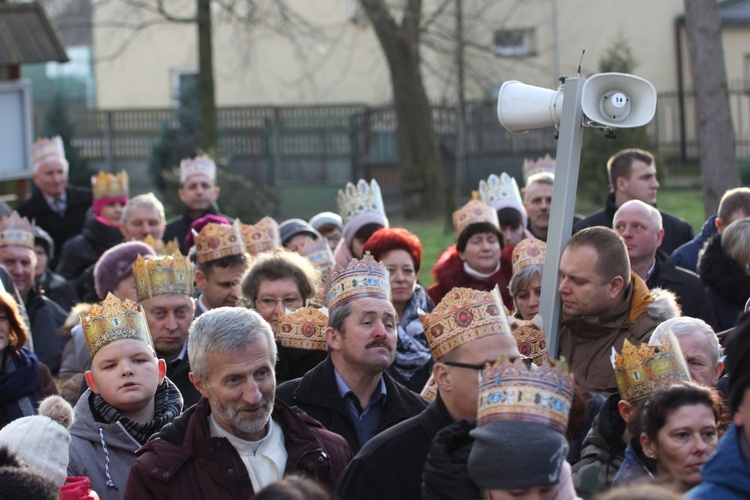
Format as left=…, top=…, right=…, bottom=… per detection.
left=683, top=0, right=740, bottom=216
left=197, top=0, right=217, bottom=153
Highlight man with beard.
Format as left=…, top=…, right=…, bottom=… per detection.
left=276, top=254, right=428, bottom=453
left=124, top=307, right=352, bottom=499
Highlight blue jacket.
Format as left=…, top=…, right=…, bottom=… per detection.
left=688, top=424, right=750, bottom=499
left=671, top=215, right=718, bottom=273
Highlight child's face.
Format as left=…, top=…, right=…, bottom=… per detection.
left=85, top=339, right=166, bottom=414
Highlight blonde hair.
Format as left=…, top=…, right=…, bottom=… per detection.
left=721, top=217, right=750, bottom=274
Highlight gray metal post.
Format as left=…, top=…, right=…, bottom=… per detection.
left=539, top=77, right=586, bottom=357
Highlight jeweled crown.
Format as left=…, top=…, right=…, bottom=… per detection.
left=193, top=219, right=246, bottom=264
left=477, top=357, right=574, bottom=434
left=276, top=306, right=329, bottom=351
left=92, top=170, right=129, bottom=200
left=478, top=173, right=523, bottom=212
left=511, top=319, right=549, bottom=366
left=512, top=238, right=547, bottom=275
left=133, top=253, right=194, bottom=301
left=241, top=217, right=281, bottom=257
left=452, top=200, right=498, bottom=238
left=522, top=154, right=556, bottom=183
left=142, top=235, right=181, bottom=256
left=80, top=293, right=153, bottom=360
left=32, top=136, right=65, bottom=171
left=336, top=179, right=386, bottom=226
left=419, top=286, right=511, bottom=361
left=298, top=237, right=336, bottom=272
left=611, top=333, right=690, bottom=402
left=325, top=252, right=390, bottom=311
left=180, top=155, right=216, bottom=184
left=0, top=212, right=35, bottom=249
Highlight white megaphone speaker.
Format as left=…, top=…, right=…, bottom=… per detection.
left=581, top=73, right=657, bottom=128
left=497, top=81, right=564, bottom=133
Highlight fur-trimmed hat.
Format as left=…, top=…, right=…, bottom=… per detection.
left=94, top=241, right=156, bottom=300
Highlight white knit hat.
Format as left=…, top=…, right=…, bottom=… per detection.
left=0, top=395, right=74, bottom=486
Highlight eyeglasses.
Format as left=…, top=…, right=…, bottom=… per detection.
left=443, top=356, right=534, bottom=371
left=254, top=296, right=304, bottom=310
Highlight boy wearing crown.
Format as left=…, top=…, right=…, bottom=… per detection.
left=68, top=294, right=183, bottom=499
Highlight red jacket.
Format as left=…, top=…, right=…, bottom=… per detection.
left=124, top=398, right=352, bottom=500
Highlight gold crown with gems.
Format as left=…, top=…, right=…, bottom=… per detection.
left=142, top=235, right=181, bottom=256
left=452, top=199, right=499, bottom=238
left=193, top=219, right=246, bottom=264
left=325, top=252, right=390, bottom=311
left=241, top=217, right=281, bottom=257
left=512, top=238, right=547, bottom=275
left=179, top=155, right=216, bottom=184
left=32, top=136, right=65, bottom=170
left=81, top=293, right=154, bottom=360
left=276, top=306, right=329, bottom=351
left=522, top=154, right=557, bottom=183
left=298, top=237, right=336, bottom=272
left=0, top=212, right=35, bottom=249
left=133, top=253, right=194, bottom=301
left=92, top=170, right=129, bottom=200
left=511, top=319, right=549, bottom=366
left=336, top=179, right=387, bottom=226
left=477, top=173, right=523, bottom=211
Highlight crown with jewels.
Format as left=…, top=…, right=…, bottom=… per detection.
left=522, top=154, right=556, bottom=184
left=421, top=374, right=438, bottom=402
left=453, top=199, right=499, bottom=238
left=0, top=212, right=35, bottom=249
left=142, top=235, right=181, bottom=256
left=420, top=286, right=511, bottom=361
left=511, top=318, right=549, bottom=366
left=336, top=179, right=387, bottom=226
left=298, top=237, right=336, bottom=273
left=477, top=357, right=574, bottom=434
left=611, top=333, right=690, bottom=403
left=512, top=238, right=547, bottom=275
left=133, top=253, right=194, bottom=301
left=241, top=217, right=281, bottom=257
left=193, top=219, right=246, bottom=264
left=32, top=136, right=65, bottom=171
left=276, top=306, right=329, bottom=351
left=92, top=170, right=129, bottom=200
left=325, top=252, right=390, bottom=311
left=180, top=155, right=216, bottom=184
left=477, top=173, right=525, bottom=221
left=80, top=293, right=154, bottom=360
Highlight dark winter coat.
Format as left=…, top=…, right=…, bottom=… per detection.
left=163, top=206, right=227, bottom=255
left=26, top=286, right=68, bottom=375
left=276, top=356, right=428, bottom=454
left=38, top=270, right=79, bottom=313
left=275, top=346, right=327, bottom=385
left=427, top=244, right=514, bottom=310
left=124, top=397, right=353, bottom=500
left=574, top=193, right=694, bottom=254
left=421, top=419, right=480, bottom=500
left=166, top=353, right=201, bottom=409
left=698, top=234, right=750, bottom=331
left=17, top=186, right=93, bottom=269
left=335, top=395, right=454, bottom=500
left=671, top=215, right=718, bottom=273
left=612, top=438, right=654, bottom=487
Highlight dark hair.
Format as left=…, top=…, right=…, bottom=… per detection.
left=197, top=253, right=249, bottom=278
left=640, top=382, right=724, bottom=442
left=718, top=187, right=750, bottom=225
left=497, top=207, right=523, bottom=230
left=607, top=148, right=655, bottom=189
left=362, top=227, right=423, bottom=272
left=0, top=291, right=28, bottom=351
left=352, top=223, right=383, bottom=247
left=456, top=222, right=504, bottom=253
left=253, top=475, right=333, bottom=500
left=241, top=249, right=320, bottom=303
left=565, top=227, right=630, bottom=286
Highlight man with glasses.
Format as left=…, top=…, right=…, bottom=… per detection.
left=335, top=286, right=521, bottom=500
left=276, top=254, right=428, bottom=454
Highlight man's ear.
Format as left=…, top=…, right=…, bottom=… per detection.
left=433, top=363, right=452, bottom=393
left=84, top=370, right=98, bottom=394
left=178, top=188, right=187, bottom=204
left=713, top=360, right=725, bottom=386
left=655, top=228, right=665, bottom=248
left=715, top=217, right=724, bottom=234
left=615, top=176, right=627, bottom=194
left=189, top=372, right=210, bottom=399
left=618, top=399, right=633, bottom=424
left=609, top=275, right=625, bottom=299
left=157, top=358, right=167, bottom=385
left=213, top=186, right=220, bottom=200
left=195, top=269, right=206, bottom=289
left=325, top=326, right=342, bottom=352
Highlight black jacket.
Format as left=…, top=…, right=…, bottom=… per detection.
left=698, top=234, right=750, bottom=331
left=38, top=270, right=78, bottom=313
left=276, top=356, right=428, bottom=454
left=17, top=186, right=93, bottom=269
left=167, top=352, right=201, bottom=409
left=574, top=193, right=694, bottom=254
left=647, top=250, right=718, bottom=329
left=163, top=206, right=226, bottom=255
left=335, top=395, right=453, bottom=500
left=421, top=419, right=480, bottom=500
left=26, top=286, right=68, bottom=375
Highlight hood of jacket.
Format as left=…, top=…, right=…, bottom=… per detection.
left=81, top=209, right=124, bottom=253
left=422, top=419, right=481, bottom=500
left=698, top=234, right=750, bottom=310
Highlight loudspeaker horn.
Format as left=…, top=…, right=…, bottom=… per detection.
left=581, top=73, right=657, bottom=128
left=496, top=81, right=564, bottom=134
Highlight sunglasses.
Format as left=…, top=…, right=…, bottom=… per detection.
left=442, top=355, right=535, bottom=371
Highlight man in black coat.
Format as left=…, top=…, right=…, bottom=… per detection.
left=17, top=136, right=92, bottom=270
left=575, top=148, right=693, bottom=254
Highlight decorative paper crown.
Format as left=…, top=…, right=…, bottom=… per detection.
left=241, top=217, right=281, bottom=257
left=611, top=333, right=690, bottom=402
left=142, top=235, right=181, bottom=256
left=477, top=173, right=524, bottom=212
left=193, top=219, right=246, bottom=264
left=276, top=306, right=329, bottom=351
left=452, top=200, right=499, bottom=238
left=92, top=170, right=129, bottom=200
left=325, top=252, right=390, bottom=311
left=336, top=179, right=386, bottom=226
left=511, top=319, right=549, bottom=366
left=421, top=374, right=438, bottom=402
left=133, top=253, right=194, bottom=301
left=512, top=238, right=547, bottom=275
left=477, top=357, right=574, bottom=435
left=180, top=155, right=216, bottom=184
left=32, top=136, right=65, bottom=170
left=298, top=237, right=336, bottom=272
left=80, top=293, right=154, bottom=360
left=522, top=154, right=556, bottom=183
left=420, top=287, right=511, bottom=361
left=0, top=212, right=35, bottom=249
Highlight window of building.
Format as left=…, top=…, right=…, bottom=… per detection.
left=493, top=28, right=535, bottom=58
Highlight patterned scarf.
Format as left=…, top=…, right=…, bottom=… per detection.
left=92, top=377, right=183, bottom=445
left=0, top=348, right=40, bottom=424
left=392, top=285, right=433, bottom=381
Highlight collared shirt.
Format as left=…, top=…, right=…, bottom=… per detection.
left=169, top=341, right=188, bottom=368
left=643, top=259, right=657, bottom=283
left=43, top=192, right=67, bottom=214
left=196, top=296, right=209, bottom=315
left=208, top=414, right=287, bottom=492
left=334, top=368, right=387, bottom=447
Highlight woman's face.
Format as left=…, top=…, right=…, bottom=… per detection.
left=113, top=275, right=139, bottom=303
left=100, top=201, right=125, bottom=227
left=381, top=249, right=417, bottom=308
left=642, top=403, right=718, bottom=489
left=501, top=225, right=525, bottom=247
left=486, top=484, right=559, bottom=500
left=459, top=231, right=501, bottom=274
left=514, top=276, right=542, bottom=320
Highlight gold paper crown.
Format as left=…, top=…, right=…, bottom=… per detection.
left=241, top=217, right=281, bottom=257
left=522, top=154, right=556, bottom=183
left=419, top=286, right=511, bottom=360
left=452, top=200, right=499, bottom=238
left=180, top=155, right=216, bottom=184
left=133, top=253, right=194, bottom=301
left=193, top=219, right=246, bottom=264
left=32, top=136, right=65, bottom=170
left=477, top=357, right=574, bottom=434
left=276, top=306, right=329, bottom=351
left=336, top=179, right=387, bottom=226
left=611, top=334, right=690, bottom=402
left=325, top=252, right=390, bottom=311
left=0, top=212, right=35, bottom=249
left=420, top=374, right=438, bottom=402
left=298, top=237, right=336, bottom=272
left=511, top=238, right=547, bottom=275
left=142, top=235, right=181, bottom=256
left=92, top=170, right=129, bottom=200
left=80, top=293, right=153, bottom=360
left=511, top=320, right=549, bottom=366
left=478, top=173, right=524, bottom=212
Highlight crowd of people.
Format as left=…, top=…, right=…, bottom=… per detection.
left=0, top=136, right=748, bottom=499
